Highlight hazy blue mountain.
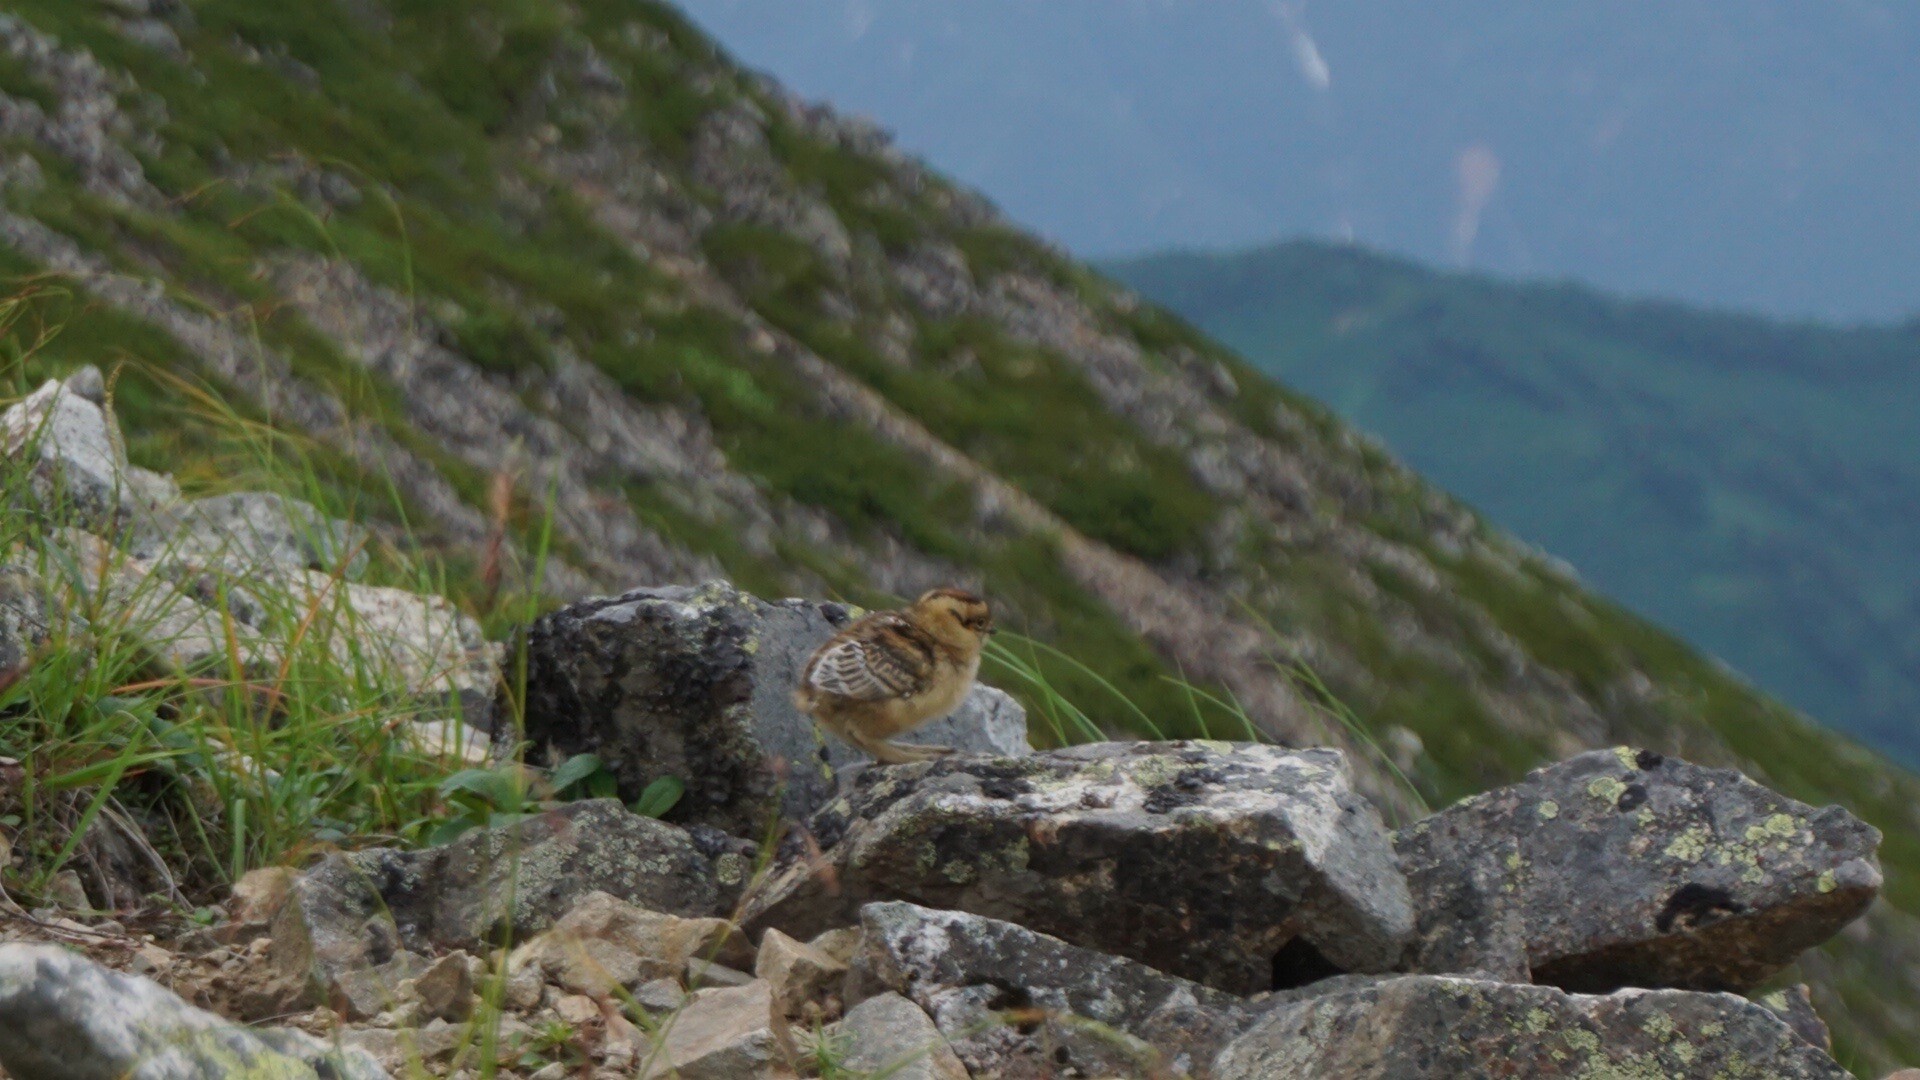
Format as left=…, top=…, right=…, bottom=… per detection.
left=676, top=0, right=1920, bottom=321
left=1111, top=240, right=1920, bottom=763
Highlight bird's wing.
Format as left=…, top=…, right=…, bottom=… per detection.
left=805, top=615, right=933, bottom=701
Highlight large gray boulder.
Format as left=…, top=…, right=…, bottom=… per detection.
left=0, top=944, right=387, bottom=1080
left=1211, top=975, right=1852, bottom=1079
left=269, top=800, right=744, bottom=1008
left=520, top=581, right=1029, bottom=837
left=1395, top=748, right=1882, bottom=992
left=749, top=742, right=1413, bottom=995
left=850, top=901, right=1254, bottom=1080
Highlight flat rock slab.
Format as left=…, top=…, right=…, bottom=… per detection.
left=520, top=581, right=1028, bottom=837
left=0, top=944, right=387, bottom=1080
left=134, top=491, right=367, bottom=577
left=748, top=742, right=1413, bottom=994
left=851, top=901, right=1253, bottom=1080
left=270, top=800, right=741, bottom=1007
left=1395, top=748, right=1882, bottom=992
left=1211, top=975, right=1852, bottom=1079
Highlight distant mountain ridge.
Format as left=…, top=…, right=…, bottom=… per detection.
left=675, top=0, right=1920, bottom=320
left=1110, top=239, right=1920, bottom=767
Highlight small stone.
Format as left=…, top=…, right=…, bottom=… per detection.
left=639, top=980, right=782, bottom=1080
left=553, top=993, right=599, bottom=1027
left=410, top=952, right=475, bottom=1023
left=502, top=962, right=544, bottom=1011
left=754, top=929, right=846, bottom=1025
left=687, top=958, right=756, bottom=990
left=837, top=992, right=968, bottom=1080
left=632, top=977, right=687, bottom=1014
left=127, top=943, right=175, bottom=977
left=507, top=891, right=748, bottom=998
left=807, top=928, right=861, bottom=966
left=46, top=870, right=89, bottom=912
left=332, top=953, right=429, bottom=1022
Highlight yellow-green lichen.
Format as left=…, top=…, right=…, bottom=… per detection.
left=1588, top=775, right=1629, bottom=804
left=1537, top=800, right=1560, bottom=820
left=1744, top=813, right=1800, bottom=843
left=1665, top=826, right=1711, bottom=863
left=1817, top=869, right=1837, bottom=893
left=1613, top=746, right=1641, bottom=770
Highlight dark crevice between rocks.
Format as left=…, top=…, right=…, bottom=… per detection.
left=1271, top=936, right=1344, bottom=990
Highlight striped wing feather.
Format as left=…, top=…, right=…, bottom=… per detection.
left=806, top=614, right=932, bottom=701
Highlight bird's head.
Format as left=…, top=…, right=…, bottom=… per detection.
left=910, top=587, right=995, bottom=655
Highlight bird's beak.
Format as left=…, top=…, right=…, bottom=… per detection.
left=986, top=626, right=998, bottom=635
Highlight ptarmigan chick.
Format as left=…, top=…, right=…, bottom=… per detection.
left=794, top=588, right=995, bottom=765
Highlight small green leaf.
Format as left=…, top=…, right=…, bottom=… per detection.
left=547, top=753, right=604, bottom=795
left=631, top=776, right=685, bottom=819
left=427, top=816, right=481, bottom=846
left=438, top=768, right=523, bottom=812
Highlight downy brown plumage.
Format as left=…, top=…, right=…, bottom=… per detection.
left=794, top=588, right=995, bottom=765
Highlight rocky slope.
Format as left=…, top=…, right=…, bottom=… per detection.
left=0, top=0, right=1916, bottom=1069
left=0, top=576, right=1896, bottom=1078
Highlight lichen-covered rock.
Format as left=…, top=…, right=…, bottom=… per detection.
left=520, top=581, right=1028, bottom=837
left=1210, top=975, right=1852, bottom=1079
left=849, top=901, right=1254, bottom=1080
left=747, top=742, right=1412, bottom=994
left=270, top=801, right=735, bottom=1008
left=1396, top=748, right=1882, bottom=992
left=0, top=943, right=388, bottom=1080
left=0, top=377, right=135, bottom=528
left=136, top=491, right=368, bottom=578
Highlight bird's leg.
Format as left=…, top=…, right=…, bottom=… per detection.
left=843, top=728, right=950, bottom=765
left=882, top=740, right=955, bottom=763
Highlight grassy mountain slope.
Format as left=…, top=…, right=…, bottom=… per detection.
left=0, top=2, right=1916, bottom=1069
left=1108, top=241, right=1920, bottom=767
